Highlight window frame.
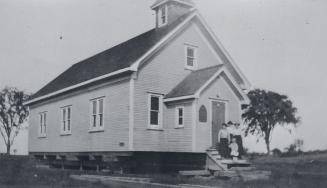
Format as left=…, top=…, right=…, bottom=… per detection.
left=60, top=105, right=72, bottom=135
left=148, top=93, right=163, bottom=130
left=185, top=45, right=198, bottom=70
left=89, top=97, right=105, bottom=132
left=158, top=5, right=168, bottom=27
left=175, top=106, right=185, bottom=128
left=39, top=112, right=47, bottom=138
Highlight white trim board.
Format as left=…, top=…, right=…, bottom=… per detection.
left=210, top=99, right=228, bottom=147
left=25, top=67, right=134, bottom=105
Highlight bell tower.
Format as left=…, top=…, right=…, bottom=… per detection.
left=151, top=0, right=195, bottom=28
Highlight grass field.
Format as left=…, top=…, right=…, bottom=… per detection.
left=1, top=153, right=327, bottom=188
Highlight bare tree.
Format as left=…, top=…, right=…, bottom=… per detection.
left=0, top=87, right=29, bottom=155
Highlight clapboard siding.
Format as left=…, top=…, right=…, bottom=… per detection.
left=29, top=79, right=130, bottom=153
left=165, top=102, right=193, bottom=152
left=195, top=74, right=242, bottom=152
left=133, top=22, right=221, bottom=152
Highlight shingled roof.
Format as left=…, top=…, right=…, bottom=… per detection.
left=164, top=65, right=223, bottom=99
left=30, top=11, right=194, bottom=100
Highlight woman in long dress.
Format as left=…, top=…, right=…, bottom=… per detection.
left=217, top=123, right=230, bottom=158
left=233, top=123, right=244, bottom=158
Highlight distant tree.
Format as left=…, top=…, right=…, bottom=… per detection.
left=272, top=148, right=282, bottom=157
left=0, top=87, right=29, bottom=155
left=242, top=89, right=300, bottom=154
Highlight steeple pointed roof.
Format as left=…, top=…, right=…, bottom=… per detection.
left=151, top=0, right=195, bottom=9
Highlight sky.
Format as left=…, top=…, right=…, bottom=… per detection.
left=0, top=0, right=326, bottom=154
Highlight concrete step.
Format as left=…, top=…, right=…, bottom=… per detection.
left=220, top=159, right=251, bottom=165
left=179, top=170, right=211, bottom=176
left=229, top=166, right=255, bottom=171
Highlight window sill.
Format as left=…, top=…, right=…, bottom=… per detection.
left=38, top=135, right=47, bottom=138
left=88, top=129, right=105, bottom=133
left=60, top=133, right=72, bottom=136
left=174, top=126, right=185, bottom=129
left=147, top=127, right=164, bottom=131
left=185, top=67, right=196, bottom=71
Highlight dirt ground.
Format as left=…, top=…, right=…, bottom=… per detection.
left=1, top=153, right=327, bottom=188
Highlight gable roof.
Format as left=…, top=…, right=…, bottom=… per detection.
left=26, top=9, right=250, bottom=106
left=164, top=65, right=250, bottom=103
left=164, top=65, right=223, bottom=99
left=29, top=11, right=194, bottom=102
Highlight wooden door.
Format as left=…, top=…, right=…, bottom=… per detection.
left=211, top=101, right=226, bottom=147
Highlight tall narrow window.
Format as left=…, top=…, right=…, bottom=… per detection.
left=185, top=45, right=197, bottom=70
left=175, top=106, right=184, bottom=128
left=148, top=94, right=163, bottom=129
left=158, top=5, right=167, bottom=27
left=39, top=112, right=47, bottom=137
left=199, top=105, right=207, bottom=123
left=90, top=97, right=105, bottom=132
left=98, top=98, right=104, bottom=127
left=61, top=106, right=72, bottom=135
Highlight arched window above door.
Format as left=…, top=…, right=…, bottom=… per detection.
left=199, top=105, right=207, bottom=123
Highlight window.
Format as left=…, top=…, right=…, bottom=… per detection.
left=90, top=97, right=105, bottom=132
left=185, top=45, right=197, bottom=70
left=175, top=106, right=184, bottom=128
left=148, top=94, right=163, bottom=129
left=39, top=112, right=47, bottom=137
left=158, top=5, right=167, bottom=27
left=61, top=106, right=72, bottom=135
left=199, top=105, right=207, bottom=123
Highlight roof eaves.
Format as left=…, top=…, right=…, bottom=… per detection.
left=24, top=67, right=135, bottom=106
left=163, top=95, right=197, bottom=103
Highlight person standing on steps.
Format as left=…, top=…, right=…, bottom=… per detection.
left=227, top=121, right=235, bottom=143
left=233, top=123, right=244, bottom=158
left=217, top=123, right=230, bottom=158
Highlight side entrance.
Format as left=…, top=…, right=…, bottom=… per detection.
left=211, top=100, right=226, bottom=147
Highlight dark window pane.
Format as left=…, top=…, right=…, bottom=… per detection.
left=199, top=105, right=207, bottom=122
left=93, top=115, right=97, bottom=127
left=187, top=57, right=194, bottom=66
left=151, top=96, right=159, bottom=110
left=150, top=111, right=159, bottom=125
left=67, top=120, right=70, bottom=131
left=92, top=100, right=97, bottom=114
left=63, top=109, right=66, bottom=121
left=40, top=115, right=43, bottom=133
left=67, top=107, right=71, bottom=119
left=99, top=114, right=103, bottom=127
left=63, top=121, right=66, bottom=131
left=179, top=117, right=183, bottom=125
left=187, top=48, right=194, bottom=57
left=99, top=99, right=104, bottom=114
left=179, top=108, right=183, bottom=116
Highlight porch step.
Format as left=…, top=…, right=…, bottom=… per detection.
left=179, top=170, right=211, bottom=176
left=229, top=166, right=255, bottom=171
left=206, top=148, right=252, bottom=172
left=220, top=160, right=251, bottom=165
